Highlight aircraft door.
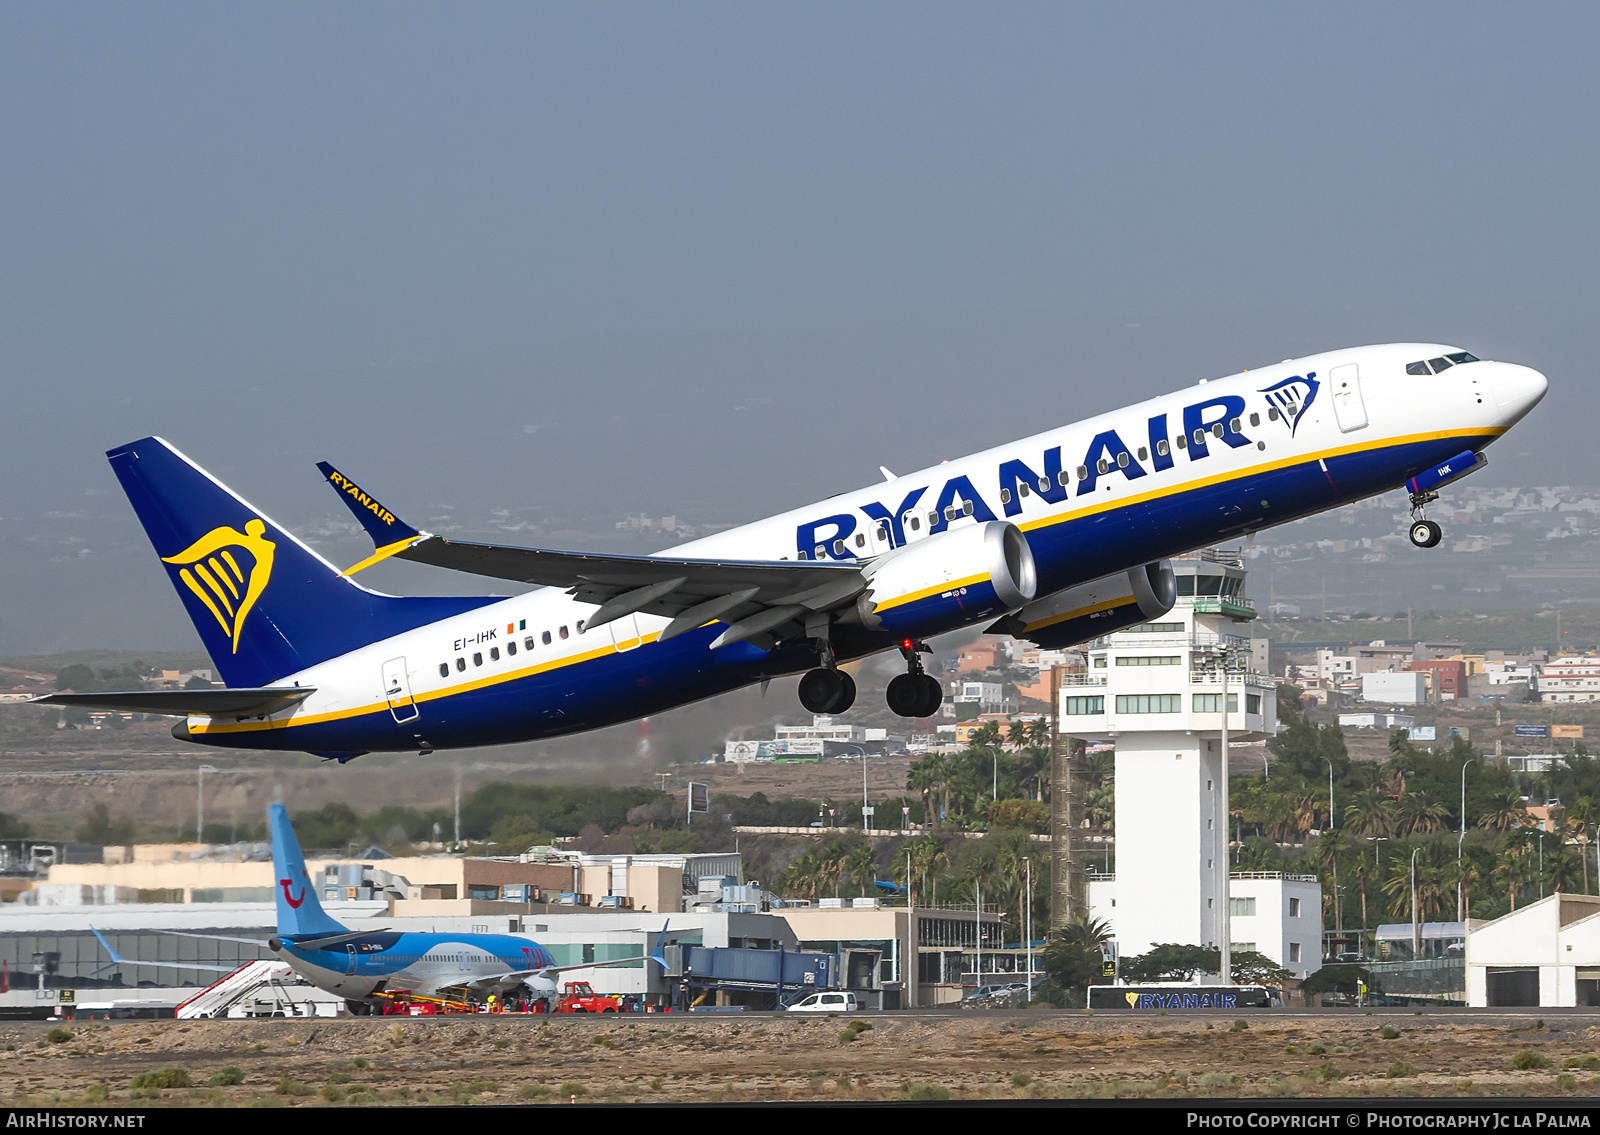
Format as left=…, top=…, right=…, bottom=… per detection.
left=382, top=657, right=419, bottom=723
left=1330, top=363, right=1369, bottom=432
left=609, top=614, right=642, bottom=652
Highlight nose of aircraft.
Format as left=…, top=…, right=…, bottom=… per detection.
left=1489, top=363, right=1549, bottom=427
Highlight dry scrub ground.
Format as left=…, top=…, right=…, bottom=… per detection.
left=7, top=1010, right=1600, bottom=1106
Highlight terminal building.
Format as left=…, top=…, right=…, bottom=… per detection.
left=1063, top=551, right=1321, bottom=980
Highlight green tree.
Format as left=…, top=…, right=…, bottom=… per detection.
left=75, top=802, right=134, bottom=846
left=1040, top=917, right=1112, bottom=993
left=1121, top=943, right=1219, bottom=982
left=54, top=664, right=95, bottom=692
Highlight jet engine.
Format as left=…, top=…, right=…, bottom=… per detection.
left=989, top=560, right=1177, bottom=649
left=851, top=521, right=1038, bottom=639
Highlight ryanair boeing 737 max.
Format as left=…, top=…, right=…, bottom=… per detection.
left=37, top=344, right=1546, bottom=759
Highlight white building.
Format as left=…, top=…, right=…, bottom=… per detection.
left=1063, top=551, right=1320, bottom=980
left=1466, top=893, right=1600, bottom=1007
left=1361, top=671, right=1427, bottom=705
left=1337, top=711, right=1416, bottom=731
left=1535, top=657, right=1600, bottom=704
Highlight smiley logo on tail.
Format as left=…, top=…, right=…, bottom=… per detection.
left=279, top=877, right=305, bottom=909
left=1259, top=373, right=1319, bottom=436
left=162, top=519, right=276, bottom=654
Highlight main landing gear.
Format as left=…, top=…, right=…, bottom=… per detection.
left=886, top=639, right=943, bottom=719
left=798, top=664, right=856, bottom=715
left=1408, top=490, right=1443, bottom=549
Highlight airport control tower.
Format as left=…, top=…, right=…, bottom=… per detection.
left=1061, top=551, right=1320, bottom=978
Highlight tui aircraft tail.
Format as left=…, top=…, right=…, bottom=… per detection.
left=108, top=437, right=492, bottom=688
left=269, top=803, right=347, bottom=940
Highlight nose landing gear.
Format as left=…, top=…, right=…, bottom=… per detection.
left=886, top=639, right=943, bottom=719
left=1408, top=490, right=1443, bottom=548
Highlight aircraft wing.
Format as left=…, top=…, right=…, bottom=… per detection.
left=88, top=926, right=244, bottom=974
left=317, top=460, right=866, bottom=649
left=464, top=953, right=666, bottom=991
left=31, top=687, right=316, bottom=717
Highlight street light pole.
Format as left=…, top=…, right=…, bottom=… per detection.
left=1024, top=857, right=1034, bottom=1000
left=1458, top=760, right=1470, bottom=921
left=1411, top=845, right=1421, bottom=958
left=1324, top=756, right=1340, bottom=943
left=196, top=764, right=217, bottom=845
left=1218, top=652, right=1232, bottom=986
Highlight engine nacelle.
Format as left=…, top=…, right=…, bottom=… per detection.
left=853, top=521, right=1037, bottom=639
left=990, top=560, right=1177, bottom=649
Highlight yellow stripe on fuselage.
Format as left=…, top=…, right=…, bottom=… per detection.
left=189, top=630, right=664, bottom=734
left=872, top=571, right=992, bottom=614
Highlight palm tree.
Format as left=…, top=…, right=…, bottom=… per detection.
left=969, top=721, right=1004, bottom=749
left=1086, top=783, right=1115, bottom=830
left=1455, top=858, right=1481, bottom=921
left=819, top=839, right=849, bottom=898
left=1351, top=848, right=1378, bottom=934
left=1494, top=843, right=1528, bottom=911
left=1344, top=790, right=1395, bottom=837
left=1567, top=797, right=1596, bottom=894
left=781, top=851, right=822, bottom=900
left=843, top=844, right=876, bottom=895
left=1396, top=791, right=1451, bottom=836
left=1478, top=789, right=1530, bottom=833
left=906, top=755, right=947, bottom=830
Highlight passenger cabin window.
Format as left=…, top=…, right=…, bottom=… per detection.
left=489, top=647, right=499, bottom=661
left=559, top=626, right=569, bottom=640
left=439, top=663, right=449, bottom=678
left=542, top=631, right=552, bottom=645
left=1267, top=407, right=1279, bottom=420
left=1116, top=452, right=1129, bottom=468
left=1097, top=458, right=1110, bottom=474
left=833, top=539, right=846, bottom=555
left=507, top=641, right=516, bottom=656
left=1057, top=470, right=1070, bottom=486
left=854, top=533, right=866, bottom=548
left=1018, top=482, right=1029, bottom=497
left=456, top=657, right=466, bottom=671
left=1175, top=434, right=1187, bottom=449
left=1136, top=447, right=1148, bottom=461
left=525, top=636, right=536, bottom=650
left=473, top=652, right=483, bottom=666
left=999, top=488, right=1012, bottom=504
left=1157, top=440, right=1169, bottom=455
left=1076, top=465, right=1089, bottom=479
left=908, top=514, right=921, bottom=532
left=1248, top=413, right=1259, bottom=427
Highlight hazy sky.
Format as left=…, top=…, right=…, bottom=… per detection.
left=2, top=3, right=1596, bottom=655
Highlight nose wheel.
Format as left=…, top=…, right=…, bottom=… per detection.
left=1409, top=519, right=1442, bottom=548
left=886, top=640, right=943, bottom=719
left=1407, top=489, right=1443, bottom=548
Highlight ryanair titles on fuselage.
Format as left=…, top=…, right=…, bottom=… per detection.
left=796, top=378, right=1316, bottom=559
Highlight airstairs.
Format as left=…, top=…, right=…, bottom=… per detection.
left=176, top=960, right=339, bottom=1020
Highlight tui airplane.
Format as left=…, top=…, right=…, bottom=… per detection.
left=89, top=803, right=666, bottom=1012
left=38, top=344, right=1545, bottom=759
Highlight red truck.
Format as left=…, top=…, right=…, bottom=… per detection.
left=554, top=982, right=621, bottom=1013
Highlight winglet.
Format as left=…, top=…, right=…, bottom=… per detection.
left=315, top=461, right=428, bottom=575
left=89, top=925, right=126, bottom=974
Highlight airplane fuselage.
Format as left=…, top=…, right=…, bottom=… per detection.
left=176, top=343, right=1545, bottom=755
left=272, top=931, right=555, bottom=1001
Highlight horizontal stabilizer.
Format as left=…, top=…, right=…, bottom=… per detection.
left=32, top=687, right=316, bottom=717
left=285, top=928, right=391, bottom=951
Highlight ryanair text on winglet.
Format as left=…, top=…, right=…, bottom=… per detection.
left=326, top=471, right=401, bottom=527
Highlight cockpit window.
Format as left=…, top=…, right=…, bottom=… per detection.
left=1407, top=352, right=1480, bottom=376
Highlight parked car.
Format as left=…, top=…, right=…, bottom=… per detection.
left=783, top=991, right=860, bottom=1013
left=1333, top=951, right=1366, bottom=963
left=965, top=983, right=1026, bottom=1001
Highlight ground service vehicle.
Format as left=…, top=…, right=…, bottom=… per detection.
left=784, top=991, right=860, bottom=1013
left=556, top=982, right=621, bottom=1013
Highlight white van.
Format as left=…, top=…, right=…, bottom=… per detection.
left=783, top=991, right=860, bottom=1013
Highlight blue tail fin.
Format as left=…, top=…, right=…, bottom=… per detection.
left=108, top=437, right=492, bottom=687
left=269, top=803, right=346, bottom=939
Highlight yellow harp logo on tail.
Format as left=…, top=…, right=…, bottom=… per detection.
left=161, top=519, right=276, bottom=653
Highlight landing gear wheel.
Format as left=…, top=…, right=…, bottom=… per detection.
left=345, top=999, right=372, bottom=1016
left=916, top=673, right=944, bottom=719
left=886, top=673, right=924, bottom=717
left=1409, top=519, right=1442, bottom=548
left=798, top=667, right=854, bottom=714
